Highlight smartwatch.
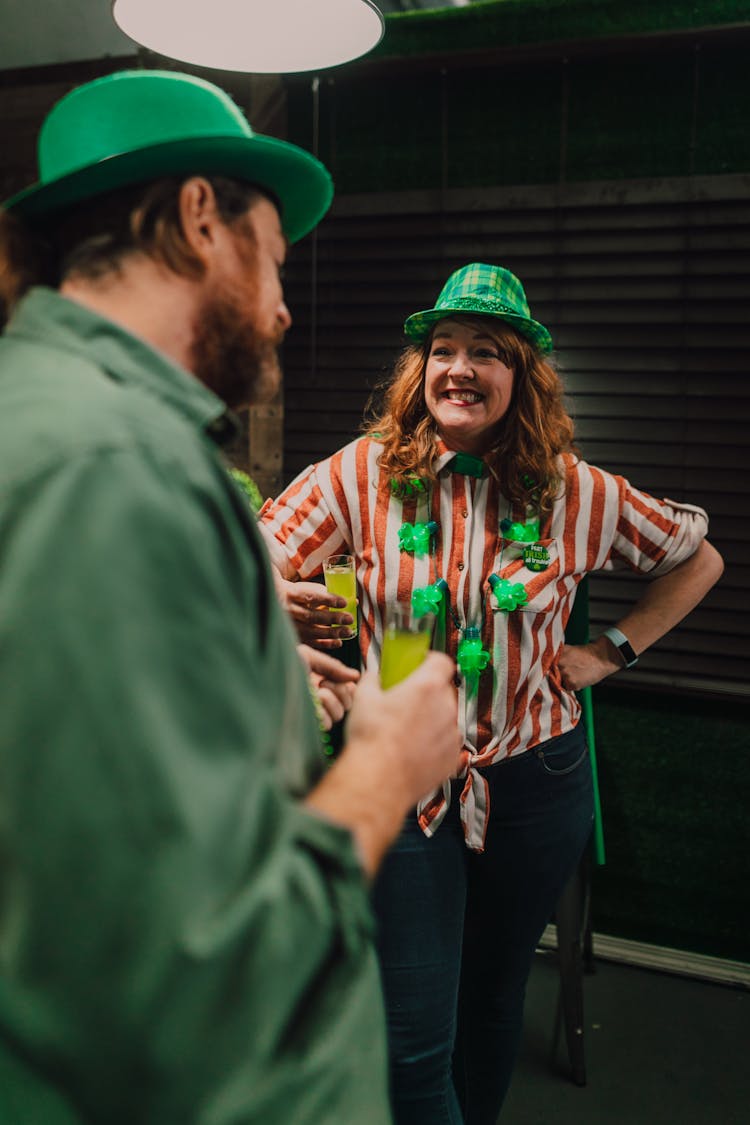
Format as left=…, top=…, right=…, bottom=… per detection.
left=602, top=626, right=639, bottom=669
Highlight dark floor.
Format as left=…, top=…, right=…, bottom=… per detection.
left=501, top=951, right=750, bottom=1124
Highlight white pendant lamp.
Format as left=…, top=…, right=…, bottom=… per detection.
left=112, top=0, right=385, bottom=74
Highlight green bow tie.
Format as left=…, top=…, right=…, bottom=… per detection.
left=448, top=453, right=486, bottom=478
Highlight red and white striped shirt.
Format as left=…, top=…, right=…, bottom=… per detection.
left=260, top=437, right=708, bottom=850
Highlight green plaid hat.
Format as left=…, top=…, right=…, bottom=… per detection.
left=403, top=263, right=553, bottom=354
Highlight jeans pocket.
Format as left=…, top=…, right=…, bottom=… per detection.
left=535, top=732, right=589, bottom=776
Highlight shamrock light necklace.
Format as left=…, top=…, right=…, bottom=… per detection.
left=394, top=459, right=545, bottom=696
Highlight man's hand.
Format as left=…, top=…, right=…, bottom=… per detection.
left=298, top=644, right=360, bottom=730
left=279, top=578, right=355, bottom=649
left=305, top=653, right=464, bottom=877
left=344, top=654, right=464, bottom=801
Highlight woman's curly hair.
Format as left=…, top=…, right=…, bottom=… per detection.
left=364, top=315, right=577, bottom=513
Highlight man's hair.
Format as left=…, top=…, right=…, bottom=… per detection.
left=364, top=315, right=576, bottom=512
left=0, top=176, right=265, bottom=328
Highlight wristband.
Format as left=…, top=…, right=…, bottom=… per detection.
left=602, top=626, right=639, bottom=669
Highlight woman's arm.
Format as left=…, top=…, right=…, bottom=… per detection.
left=558, top=539, right=724, bottom=691
left=257, top=474, right=357, bottom=649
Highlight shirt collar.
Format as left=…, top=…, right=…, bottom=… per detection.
left=7, top=288, right=239, bottom=446
left=432, top=438, right=487, bottom=478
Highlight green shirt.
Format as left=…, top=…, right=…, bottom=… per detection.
left=0, top=289, right=390, bottom=1125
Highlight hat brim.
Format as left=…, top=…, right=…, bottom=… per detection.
left=404, top=306, right=553, bottom=355
left=4, top=133, right=332, bottom=245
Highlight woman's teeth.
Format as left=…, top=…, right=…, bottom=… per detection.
left=445, top=390, right=483, bottom=403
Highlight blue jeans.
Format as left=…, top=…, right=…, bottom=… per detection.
left=372, top=724, right=594, bottom=1125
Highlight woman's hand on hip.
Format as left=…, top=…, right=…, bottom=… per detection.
left=558, top=639, right=622, bottom=692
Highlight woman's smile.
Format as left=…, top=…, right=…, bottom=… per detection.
left=424, top=318, right=514, bottom=454
left=441, top=388, right=485, bottom=405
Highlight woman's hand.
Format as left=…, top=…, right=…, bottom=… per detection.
left=559, top=539, right=724, bottom=693
left=278, top=578, right=356, bottom=649
left=558, top=639, right=621, bottom=693
left=298, top=644, right=360, bottom=729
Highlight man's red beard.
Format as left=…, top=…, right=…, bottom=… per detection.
left=190, top=229, right=284, bottom=409
left=191, top=284, right=284, bottom=409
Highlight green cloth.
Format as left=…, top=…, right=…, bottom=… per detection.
left=0, top=289, right=390, bottom=1125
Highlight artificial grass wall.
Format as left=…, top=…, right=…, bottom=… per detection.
left=288, top=40, right=750, bottom=192
left=375, top=0, right=750, bottom=59
left=590, top=688, right=749, bottom=964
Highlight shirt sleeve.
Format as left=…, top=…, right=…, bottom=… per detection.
left=0, top=444, right=387, bottom=1124
left=580, top=460, right=710, bottom=576
left=259, top=450, right=354, bottom=579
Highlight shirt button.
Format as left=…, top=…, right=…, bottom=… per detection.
left=462, top=510, right=468, bottom=518
left=457, top=562, right=465, bottom=571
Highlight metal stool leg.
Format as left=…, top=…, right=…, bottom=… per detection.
left=553, top=577, right=604, bottom=1086
left=554, top=856, right=588, bottom=1086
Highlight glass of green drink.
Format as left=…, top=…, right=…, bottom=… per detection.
left=380, top=605, right=435, bottom=689
left=323, top=554, right=358, bottom=637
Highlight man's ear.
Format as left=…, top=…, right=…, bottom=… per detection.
left=177, top=177, right=221, bottom=267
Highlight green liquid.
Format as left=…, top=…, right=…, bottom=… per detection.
left=380, top=628, right=431, bottom=689
left=324, top=567, right=358, bottom=636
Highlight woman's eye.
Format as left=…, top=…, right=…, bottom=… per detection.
left=475, top=349, right=498, bottom=359
left=431, top=347, right=451, bottom=357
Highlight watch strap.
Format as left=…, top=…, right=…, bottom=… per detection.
left=602, top=626, right=638, bottom=669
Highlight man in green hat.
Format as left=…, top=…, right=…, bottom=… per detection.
left=0, top=70, right=463, bottom=1125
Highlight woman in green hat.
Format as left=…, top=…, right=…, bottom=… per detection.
left=261, top=262, right=723, bottom=1123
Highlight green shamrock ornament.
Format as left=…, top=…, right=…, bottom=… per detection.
left=229, top=467, right=264, bottom=513
left=398, top=520, right=438, bottom=558
left=457, top=627, right=490, bottom=696
left=524, top=516, right=541, bottom=541
left=411, top=584, right=445, bottom=618
left=500, top=518, right=539, bottom=544
left=390, top=475, right=426, bottom=499
left=489, top=574, right=529, bottom=611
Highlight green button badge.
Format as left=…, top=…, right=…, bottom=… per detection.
left=522, top=544, right=550, bottom=572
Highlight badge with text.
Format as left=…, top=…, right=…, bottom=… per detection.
left=522, top=543, right=550, bottom=572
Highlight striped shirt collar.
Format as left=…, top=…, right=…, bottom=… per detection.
left=433, top=439, right=487, bottom=478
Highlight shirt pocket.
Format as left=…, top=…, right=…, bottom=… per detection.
left=490, top=538, right=561, bottom=615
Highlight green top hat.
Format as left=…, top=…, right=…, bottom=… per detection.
left=3, top=69, right=333, bottom=245
left=403, top=262, right=553, bottom=354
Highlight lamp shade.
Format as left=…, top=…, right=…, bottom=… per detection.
left=112, top=0, right=385, bottom=74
